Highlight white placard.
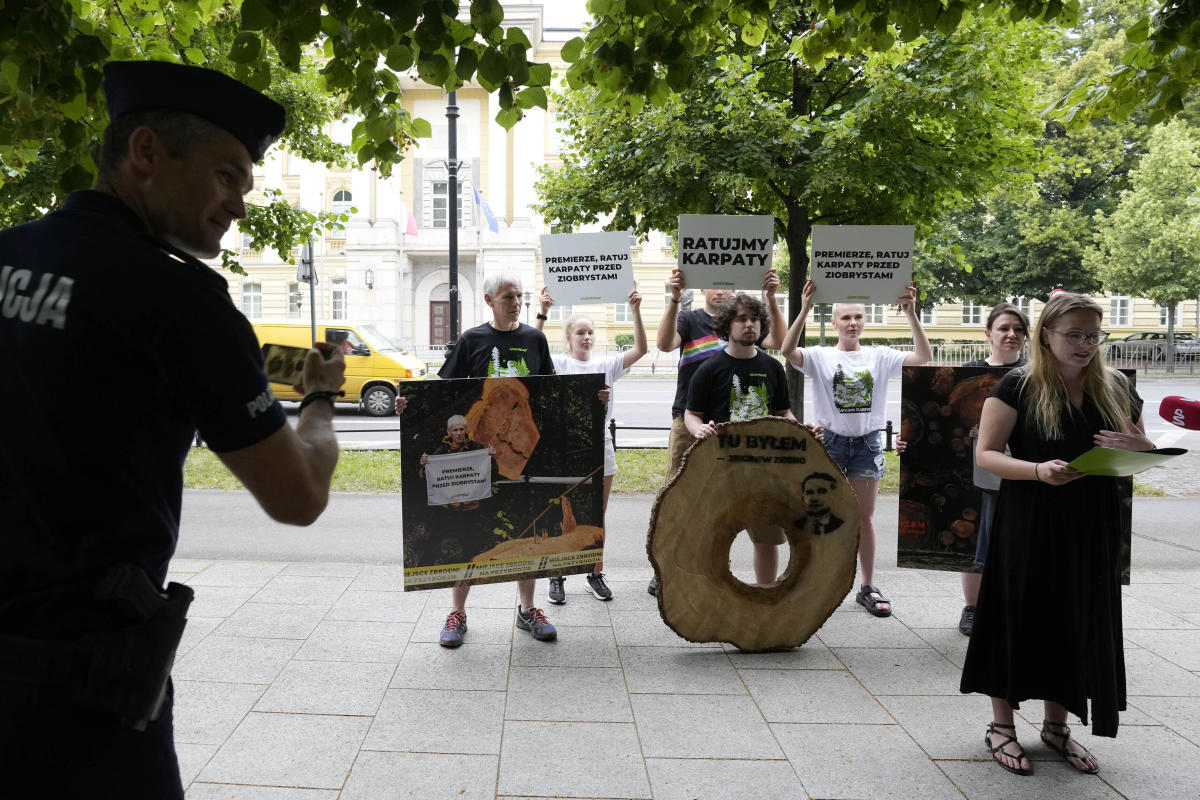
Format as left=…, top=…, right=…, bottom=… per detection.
left=809, top=225, right=914, bottom=303
left=540, top=231, right=636, bottom=306
left=676, top=215, right=774, bottom=290
left=425, top=449, right=493, bottom=505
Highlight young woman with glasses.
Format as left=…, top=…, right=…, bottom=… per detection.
left=960, top=291, right=1152, bottom=776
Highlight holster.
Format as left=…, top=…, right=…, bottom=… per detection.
left=0, top=563, right=193, bottom=730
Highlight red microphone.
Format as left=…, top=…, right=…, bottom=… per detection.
left=1160, top=395, right=1200, bottom=430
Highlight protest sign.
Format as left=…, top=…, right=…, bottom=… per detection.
left=400, top=374, right=605, bottom=591
left=810, top=225, right=914, bottom=303
left=425, top=448, right=493, bottom=505
left=897, top=366, right=1133, bottom=584
left=540, top=231, right=635, bottom=306
left=676, top=215, right=774, bottom=290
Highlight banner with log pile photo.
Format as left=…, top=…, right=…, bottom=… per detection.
left=399, top=374, right=606, bottom=591
left=897, top=365, right=1133, bottom=584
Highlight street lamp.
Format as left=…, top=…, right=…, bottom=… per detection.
left=523, top=290, right=531, bottom=322
left=365, top=267, right=375, bottom=290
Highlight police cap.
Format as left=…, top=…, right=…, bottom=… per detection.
left=103, top=60, right=286, bottom=162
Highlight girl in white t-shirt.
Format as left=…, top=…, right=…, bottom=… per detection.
left=780, top=278, right=932, bottom=619
left=536, top=287, right=647, bottom=602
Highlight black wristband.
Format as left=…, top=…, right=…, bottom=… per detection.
left=536, top=313, right=548, bottom=320
left=671, top=297, right=681, bottom=304
left=299, top=389, right=344, bottom=413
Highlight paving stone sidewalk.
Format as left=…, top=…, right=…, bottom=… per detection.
left=168, top=553, right=1200, bottom=799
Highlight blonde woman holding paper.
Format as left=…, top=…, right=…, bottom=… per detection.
left=960, top=291, right=1153, bottom=776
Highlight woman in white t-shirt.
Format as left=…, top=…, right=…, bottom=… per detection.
left=780, top=278, right=932, bottom=618
left=536, top=287, right=647, bottom=603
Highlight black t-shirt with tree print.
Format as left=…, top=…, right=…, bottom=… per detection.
left=438, top=322, right=555, bottom=379
left=686, top=350, right=790, bottom=424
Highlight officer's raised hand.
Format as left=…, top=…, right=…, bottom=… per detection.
left=294, top=341, right=346, bottom=397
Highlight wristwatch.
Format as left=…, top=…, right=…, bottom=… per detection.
left=536, top=313, right=549, bottom=320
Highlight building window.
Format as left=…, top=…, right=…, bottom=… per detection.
left=919, top=305, right=935, bottom=325
left=1109, top=294, right=1130, bottom=327
left=331, top=189, right=353, bottom=215
left=331, top=279, right=347, bottom=319
left=1010, top=296, right=1032, bottom=322
left=240, top=230, right=254, bottom=250
left=1160, top=304, right=1182, bottom=326
left=962, top=302, right=983, bottom=325
left=548, top=303, right=571, bottom=323
left=614, top=302, right=632, bottom=323
left=813, top=303, right=832, bottom=325
left=287, top=282, right=302, bottom=319
left=431, top=181, right=467, bottom=228
left=864, top=304, right=885, bottom=325
left=241, top=283, right=261, bottom=317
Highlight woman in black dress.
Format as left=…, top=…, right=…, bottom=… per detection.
left=960, top=291, right=1153, bottom=776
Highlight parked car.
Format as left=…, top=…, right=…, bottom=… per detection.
left=1108, top=331, right=1200, bottom=361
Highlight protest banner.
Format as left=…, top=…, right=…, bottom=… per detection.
left=540, top=230, right=636, bottom=306
left=676, top=215, right=774, bottom=290
left=400, top=374, right=605, bottom=591
left=425, top=448, right=493, bottom=505
left=897, top=366, right=1133, bottom=584
left=810, top=225, right=914, bottom=303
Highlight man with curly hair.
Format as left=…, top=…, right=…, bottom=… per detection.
left=684, top=293, right=796, bottom=584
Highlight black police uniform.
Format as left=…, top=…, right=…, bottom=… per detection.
left=0, top=62, right=286, bottom=798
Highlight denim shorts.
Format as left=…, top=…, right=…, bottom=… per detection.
left=823, top=429, right=885, bottom=480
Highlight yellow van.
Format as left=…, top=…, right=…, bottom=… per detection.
left=251, top=321, right=427, bottom=415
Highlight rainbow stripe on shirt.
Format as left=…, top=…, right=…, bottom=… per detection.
left=679, top=333, right=725, bottom=367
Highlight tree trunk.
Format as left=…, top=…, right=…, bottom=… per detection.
left=1166, top=300, right=1177, bottom=373
left=785, top=207, right=811, bottom=418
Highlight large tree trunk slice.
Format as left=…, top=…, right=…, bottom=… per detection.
left=648, top=417, right=860, bottom=652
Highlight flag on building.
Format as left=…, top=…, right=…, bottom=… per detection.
left=400, top=196, right=418, bottom=236
left=474, top=186, right=500, bottom=234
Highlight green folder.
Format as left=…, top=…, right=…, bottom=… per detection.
left=1067, top=446, right=1188, bottom=477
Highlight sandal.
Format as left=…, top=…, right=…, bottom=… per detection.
left=1041, top=720, right=1099, bottom=774
left=855, top=584, right=892, bottom=617
left=986, top=722, right=1033, bottom=776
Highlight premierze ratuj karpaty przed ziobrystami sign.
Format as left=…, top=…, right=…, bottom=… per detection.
left=676, top=215, right=774, bottom=290
left=810, top=225, right=915, bottom=304
left=540, top=230, right=636, bottom=306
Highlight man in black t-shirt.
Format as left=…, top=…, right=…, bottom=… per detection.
left=649, top=266, right=783, bottom=594
left=396, top=272, right=557, bottom=647
left=0, top=62, right=345, bottom=799
left=685, top=293, right=795, bottom=586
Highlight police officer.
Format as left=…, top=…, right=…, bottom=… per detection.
left=0, top=61, right=346, bottom=798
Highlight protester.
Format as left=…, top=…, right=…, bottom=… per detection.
left=395, top=272, right=558, bottom=647
left=535, top=287, right=647, bottom=602
left=649, top=266, right=785, bottom=594
left=780, top=278, right=932, bottom=617
left=961, top=291, right=1152, bottom=776
left=0, top=61, right=345, bottom=798
left=684, top=293, right=796, bottom=583
left=958, top=302, right=1029, bottom=636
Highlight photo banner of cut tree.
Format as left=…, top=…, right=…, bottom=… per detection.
left=810, top=225, right=914, bottom=304
left=399, top=373, right=606, bottom=591
left=676, top=214, right=774, bottom=290
left=540, top=230, right=636, bottom=306
left=897, top=366, right=1133, bottom=585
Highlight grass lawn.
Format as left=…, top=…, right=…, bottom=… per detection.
left=185, top=447, right=1164, bottom=496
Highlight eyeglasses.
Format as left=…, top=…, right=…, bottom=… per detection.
left=1046, top=328, right=1109, bottom=346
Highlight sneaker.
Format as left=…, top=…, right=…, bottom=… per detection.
left=586, top=572, right=613, bottom=601
left=959, top=605, right=975, bottom=637
left=548, top=576, right=566, bottom=605
left=439, top=610, right=467, bottom=648
left=647, top=574, right=658, bottom=596
left=515, top=605, right=557, bottom=641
